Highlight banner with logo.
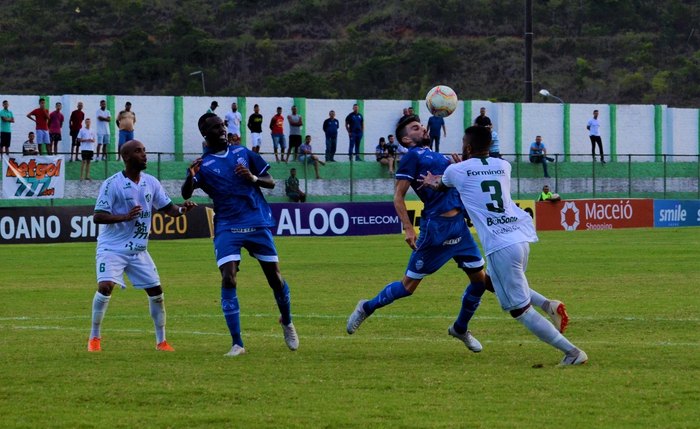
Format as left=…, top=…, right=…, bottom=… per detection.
left=536, top=199, right=654, bottom=231
left=654, top=200, right=700, bottom=227
left=2, top=155, right=65, bottom=198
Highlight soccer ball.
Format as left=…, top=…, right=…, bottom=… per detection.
left=425, top=85, right=458, bottom=118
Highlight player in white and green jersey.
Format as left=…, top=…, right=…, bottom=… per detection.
left=87, top=140, right=196, bottom=353
left=422, top=126, right=588, bottom=366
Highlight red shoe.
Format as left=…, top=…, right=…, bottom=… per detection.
left=156, top=341, right=175, bottom=352
left=87, top=337, right=102, bottom=352
left=547, top=300, right=569, bottom=334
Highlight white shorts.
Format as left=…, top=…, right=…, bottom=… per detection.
left=250, top=133, right=262, bottom=147
left=97, top=134, right=110, bottom=145
left=485, top=241, right=532, bottom=311
left=96, top=251, right=160, bottom=289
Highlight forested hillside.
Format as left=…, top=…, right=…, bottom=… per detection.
left=1, top=0, right=699, bottom=106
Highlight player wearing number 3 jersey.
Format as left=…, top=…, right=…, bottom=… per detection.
left=423, top=126, right=588, bottom=366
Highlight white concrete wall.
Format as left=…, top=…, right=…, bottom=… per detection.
left=2, top=93, right=698, bottom=160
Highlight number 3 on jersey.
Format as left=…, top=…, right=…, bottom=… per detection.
left=481, top=180, right=505, bottom=213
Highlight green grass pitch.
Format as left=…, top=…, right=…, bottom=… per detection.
left=1, top=228, right=699, bottom=428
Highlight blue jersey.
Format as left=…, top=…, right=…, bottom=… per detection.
left=345, top=112, right=363, bottom=133
left=395, top=146, right=463, bottom=218
left=192, top=146, right=275, bottom=232
left=427, top=116, right=444, bottom=137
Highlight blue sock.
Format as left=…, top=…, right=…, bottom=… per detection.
left=363, top=281, right=412, bottom=315
left=221, top=287, right=243, bottom=347
left=453, top=282, right=486, bottom=334
left=272, top=281, right=292, bottom=326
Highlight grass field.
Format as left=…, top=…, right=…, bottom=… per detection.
left=2, top=228, right=700, bottom=428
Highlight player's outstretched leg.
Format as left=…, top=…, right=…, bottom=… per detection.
left=529, top=290, right=569, bottom=334
left=88, top=291, right=111, bottom=352
left=347, top=281, right=412, bottom=334
left=222, top=286, right=245, bottom=356
left=513, top=306, right=587, bottom=366
left=449, top=281, right=486, bottom=352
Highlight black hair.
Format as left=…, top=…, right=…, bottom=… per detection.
left=198, top=112, right=218, bottom=135
left=464, top=126, right=492, bottom=153
left=395, top=114, right=420, bottom=141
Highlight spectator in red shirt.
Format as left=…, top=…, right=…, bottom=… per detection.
left=48, top=102, right=64, bottom=156
left=269, top=106, right=286, bottom=163
left=26, top=98, right=50, bottom=155
left=69, top=101, right=85, bottom=162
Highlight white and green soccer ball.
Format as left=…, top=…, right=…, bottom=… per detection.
left=425, top=85, right=458, bottom=118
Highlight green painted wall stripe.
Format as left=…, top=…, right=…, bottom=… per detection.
left=411, top=99, right=420, bottom=117
left=357, top=99, right=365, bottom=159
left=238, top=97, right=247, bottom=147
left=563, top=103, right=571, bottom=162
left=654, top=105, right=663, bottom=161
left=173, top=96, right=184, bottom=161
left=514, top=103, right=522, bottom=158
left=463, top=100, right=471, bottom=134
left=609, top=104, right=617, bottom=162
left=107, top=95, right=116, bottom=157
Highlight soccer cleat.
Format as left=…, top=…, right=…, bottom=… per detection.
left=156, top=341, right=175, bottom=352
left=87, top=337, right=102, bottom=352
left=346, top=299, right=369, bottom=334
left=448, top=325, right=483, bottom=353
left=280, top=319, right=299, bottom=351
left=547, top=300, right=569, bottom=334
left=224, top=344, right=246, bottom=357
left=560, top=349, right=588, bottom=366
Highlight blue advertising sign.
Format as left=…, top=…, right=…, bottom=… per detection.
left=653, top=200, right=700, bottom=228
left=271, top=202, right=402, bottom=236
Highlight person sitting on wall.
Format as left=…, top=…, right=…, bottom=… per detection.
left=529, top=135, right=555, bottom=178
left=375, top=137, right=395, bottom=174
left=537, top=185, right=561, bottom=202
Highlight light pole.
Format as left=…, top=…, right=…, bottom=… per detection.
left=539, top=89, right=564, bottom=104
left=189, top=71, right=206, bottom=95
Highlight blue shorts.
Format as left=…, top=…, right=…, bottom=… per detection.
left=272, top=134, right=286, bottom=151
left=118, top=130, right=134, bottom=146
left=214, top=227, right=279, bottom=267
left=35, top=130, right=50, bottom=144
left=298, top=154, right=313, bottom=163
left=406, top=215, right=484, bottom=279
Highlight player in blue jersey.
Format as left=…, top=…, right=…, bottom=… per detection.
left=346, top=114, right=487, bottom=351
left=182, top=113, right=299, bottom=357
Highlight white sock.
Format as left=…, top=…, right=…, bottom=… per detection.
left=148, top=293, right=166, bottom=344
left=91, top=292, right=111, bottom=339
left=529, top=289, right=547, bottom=311
left=516, top=306, right=575, bottom=353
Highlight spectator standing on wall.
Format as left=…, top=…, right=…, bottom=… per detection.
left=529, top=135, right=554, bottom=178
left=69, top=102, right=85, bottom=162
left=207, top=101, right=218, bottom=114
left=269, top=106, right=286, bottom=163
left=0, top=100, right=15, bottom=156
left=26, top=98, right=50, bottom=155
left=48, top=102, right=64, bottom=156
left=22, top=132, right=38, bottom=156
left=285, top=167, right=306, bottom=203
left=78, top=118, right=96, bottom=180
left=225, top=102, right=242, bottom=138
left=322, top=110, right=339, bottom=162
left=286, top=105, right=303, bottom=162
left=247, top=104, right=263, bottom=153
left=345, top=103, right=364, bottom=161
left=116, top=101, right=136, bottom=160
left=473, top=106, right=492, bottom=129
left=587, top=109, right=606, bottom=164
left=95, top=100, right=111, bottom=161
left=426, top=114, right=446, bottom=152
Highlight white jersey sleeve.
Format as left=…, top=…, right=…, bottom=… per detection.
left=442, top=157, right=537, bottom=255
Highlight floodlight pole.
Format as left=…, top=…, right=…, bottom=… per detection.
left=524, top=0, right=533, bottom=102
left=189, top=71, right=206, bottom=95
left=539, top=89, right=565, bottom=104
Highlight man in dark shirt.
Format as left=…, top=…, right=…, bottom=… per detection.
left=345, top=104, right=364, bottom=162
left=247, top=104, right=263, bottom=153
left=473, top=107, right=492, bottom=129
left=69, top=102, right=85, bottom=161
left=322, top=110, right=339, bottom=162
left=285, top=168, right=306, bottom=202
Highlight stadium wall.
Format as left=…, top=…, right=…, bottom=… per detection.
left=2, top=95, right=699, bottom=160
